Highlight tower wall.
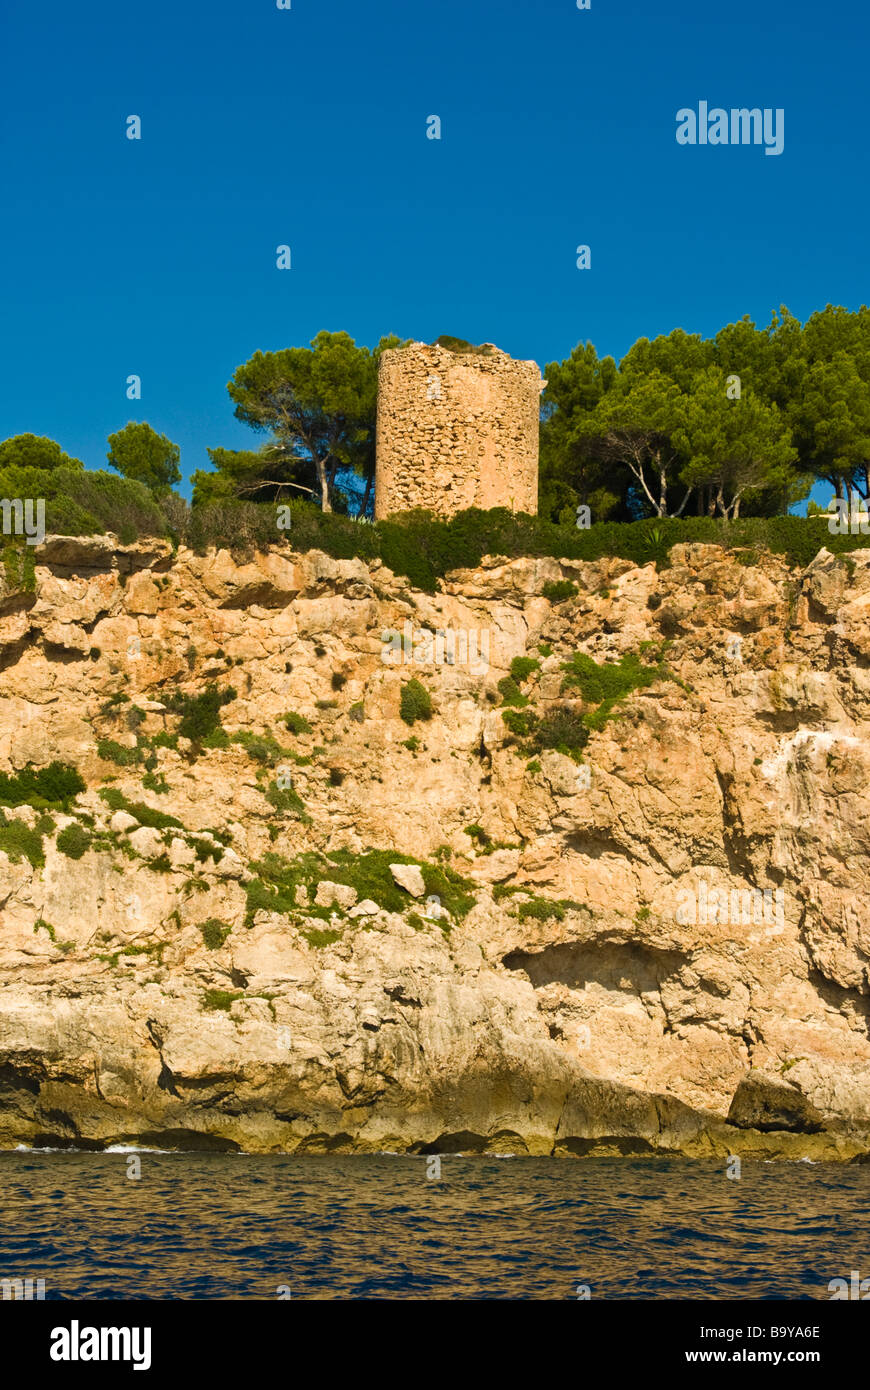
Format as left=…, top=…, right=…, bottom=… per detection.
left=374, top=343, right=542, bottom=519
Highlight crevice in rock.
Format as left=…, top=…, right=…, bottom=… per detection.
left=502, top=939, right=687, bottom=993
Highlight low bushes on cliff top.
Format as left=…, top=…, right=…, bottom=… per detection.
left=0, top=464, right=167, bottom=545
left=277, top=506, right=866, bottom=590
left=3, top=478, right=863, bottom=586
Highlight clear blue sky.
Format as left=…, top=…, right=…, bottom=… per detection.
left=1, top=0, right=866, bottom=497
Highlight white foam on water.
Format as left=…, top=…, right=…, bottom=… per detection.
left=103, top=1144, right=173, bottom=1154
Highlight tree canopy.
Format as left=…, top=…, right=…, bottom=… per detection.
left=194, top=330, right=405, bottom=514
left=0, top=434, right=84, bottom=474
left=539, top=305, right=870, bottom=520
left=107, top=422, right=181, bottom=497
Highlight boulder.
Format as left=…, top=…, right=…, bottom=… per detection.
left=348, top=899, right=381, bottom=917
left=727, top=1071, right=825, bottom=1133
left=389, top=863, right=426, bottom=898
left=127, top=826, right=165, bottom=860
left=315, top=881, right=358, bottom=909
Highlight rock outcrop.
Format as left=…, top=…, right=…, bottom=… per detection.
left=0, top=534, right=868, bottom=1157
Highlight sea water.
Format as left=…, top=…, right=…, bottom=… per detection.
left=0, top=1152, right=865, bottom=1300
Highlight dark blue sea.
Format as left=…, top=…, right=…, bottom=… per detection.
left=0, top=1152, right=865, bottom=1300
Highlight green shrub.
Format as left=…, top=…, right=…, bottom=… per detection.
left=509, top=656, right=540, bottom=683
left=230, top=731, right=288, bottom=765
left=2, top=542, right=37, bottom=593
left=201, top=728, right=230, bottom=749
left=200, top=918, right=232, bottom=950
left=501, top=709, right=534, bottom=738
left=194, top=838, right=222, bottom=864
left=202, top=988, right=244, bottom=1012
left=97, top=738, right=140, bottom=767
left=126, top=706, right=147, bottom=731
left=530, top=706, right=589, bottom=759
left=56, top=823, right=92, bottom=859
left=46, top=468, right=168, bottom=541
left=464, top=823, right=491, bottom=847
left=500, top=703, right=589, bottom=760
left=10, top=491, right=870, bottom=587
left=497, top=676, right=528, bottom=708
left=514, top=895, right=582, bottom=922
left=141, top=771, right=169, bottom=794
left=560, top=650, right=672, bottom=730
left=0, top=761, right=85, bottom=811
left=184, top=501, right=288, bottom=558
left=244, top=847, right=476, bottom=925
left=542, top=580, right=578, bottom=602
left=399, top=679, right=432, bottom=725
left=432, top=335, right=495, bottom=355
left=0, top=814, right=44, bottom=868
left=165, top=685, right=236, bottom=743
left=98, top=788, right=183, bottom=831
left=149, top=731, right=179, bottom=751
left=302, top=928, right=342, bottom=947
left=265, top=779, right=311, bottom=822
left=282, top=711, right=313, bottom=736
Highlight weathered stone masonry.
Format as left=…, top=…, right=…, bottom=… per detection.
left=374, top=341, right=544, bottom=519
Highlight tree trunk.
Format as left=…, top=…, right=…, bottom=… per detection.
left=315, top=457, right=331, bottom=512
left=674, top=486, right=693, bottom=517
left=359, top=470, right=373, bottom=518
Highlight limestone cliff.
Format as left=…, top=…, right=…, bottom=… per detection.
left=0, top=533, right=867, bottom=1157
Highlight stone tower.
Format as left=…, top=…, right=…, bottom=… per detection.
left=374, top=340, right=543, bottom=520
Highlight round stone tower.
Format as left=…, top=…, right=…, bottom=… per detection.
left=374, top=340, right=543, bottom=519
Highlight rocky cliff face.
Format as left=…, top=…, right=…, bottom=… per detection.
left=0, top=534, right=867, bottom=1157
